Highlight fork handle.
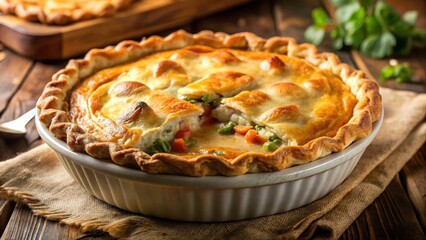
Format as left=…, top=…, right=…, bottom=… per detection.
left=15, top=108, right=37, bottom=126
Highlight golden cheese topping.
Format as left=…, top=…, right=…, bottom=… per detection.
left=70, top=45, right=357, bottom=156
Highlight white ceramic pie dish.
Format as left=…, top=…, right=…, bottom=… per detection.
left=35, top=108, right=383, bottom=222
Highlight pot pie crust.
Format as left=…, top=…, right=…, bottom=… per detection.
left=37, top=30, right=382, bottom=176
left=0, top=0, right=136, bottom=25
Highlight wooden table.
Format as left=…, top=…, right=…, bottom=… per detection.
left=0, top=0, right=425, bottom=239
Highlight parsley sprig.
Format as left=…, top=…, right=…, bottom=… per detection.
left=380, top=59, right=413, bottom=83
left=304, top=0, right=426, bottom=59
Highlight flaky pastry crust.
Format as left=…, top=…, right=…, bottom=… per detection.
left=0, top=0, right=136, bottom=25
left=37, top=30, right=382, bottom=176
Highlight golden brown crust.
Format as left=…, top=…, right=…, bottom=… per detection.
left=222, top=90, right=270, bottom=110
left=211, top=49, right=242, bottom=64
left=263, top=105, right=300, bottom=123
left=37, top=30, right=382, bottom=176
left=178, top=71, right=255, bottom=99
left=0, top=0, right=136, bottom=25
left=153, top=60, right=186, bottom=77
left=260, top=56, right=286, bottom=73
left=267, top=82, right=308, bottom=98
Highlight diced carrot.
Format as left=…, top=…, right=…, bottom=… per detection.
left=175, top=129, right=192, bottom=139
left=233, top=125, right=253, bottom=135
left=172, top=138, right=186, bottom=152
left=175, top=122, right=192, bottom=139
left=245, top=129, right=267, bottom=144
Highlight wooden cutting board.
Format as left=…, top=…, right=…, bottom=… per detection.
left=0, top=0, right=252, bottom=60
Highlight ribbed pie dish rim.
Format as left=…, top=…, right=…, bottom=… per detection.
left=35, top=108, right=382, bottom=221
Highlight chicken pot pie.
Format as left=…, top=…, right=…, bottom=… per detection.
left=0, top=0, right=136, bottom=25
left=37, top=30, right=382, bottom=176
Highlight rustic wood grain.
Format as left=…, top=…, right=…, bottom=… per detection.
left=0, top=19, right=64, bottom=61
left=342, top=177, right=426, bottom=239
left=374, top=177, right=425, bottom=239
left=1, top=203, right=86, bottom=240
left=0, top=59, right=63, bottom=122
left=193, top=0, right=276, bottom=37
left=401, top=145, right=426, bottom=230
left=0, top=200, right=15, bottom=237
left=0, top=60, right=65, bottom=161
left=0, top=49, right=33, bottom=113
left=274, top=0, right=317, bottom=41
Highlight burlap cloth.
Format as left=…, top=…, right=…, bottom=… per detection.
left=1, top=87, right=425, bottom=239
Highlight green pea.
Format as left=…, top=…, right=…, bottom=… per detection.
left=217, top=122, right=236, bottom=134
left=262, top=141, right=278, bottom=152
left=269, top=135, right=282, bottom=144
left=273, top=139, right=282, bottom=145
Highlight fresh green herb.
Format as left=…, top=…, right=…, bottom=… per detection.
left=213, top=150, right=225, bottom=156
left=380, top=59, right=413, bottom=83
left=304, top=7, right=330, bottom=45
left=211, top=98, right=222, bottom=107
left=201, top=95, right=210, bottom=103
left=148, top=139, right=171, bottom=154
left=304, top=0, right=426, bottom=59
left=217, top=122, right=236, bottom=134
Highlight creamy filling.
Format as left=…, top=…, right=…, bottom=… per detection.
left=212, top=105, right=282, bottom=141
left=140, top=116, right=200, bottom=152
left=180, top=123, right=266, bottom=158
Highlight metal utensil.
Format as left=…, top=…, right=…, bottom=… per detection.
left=0, top=108, right=36, bottom=138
